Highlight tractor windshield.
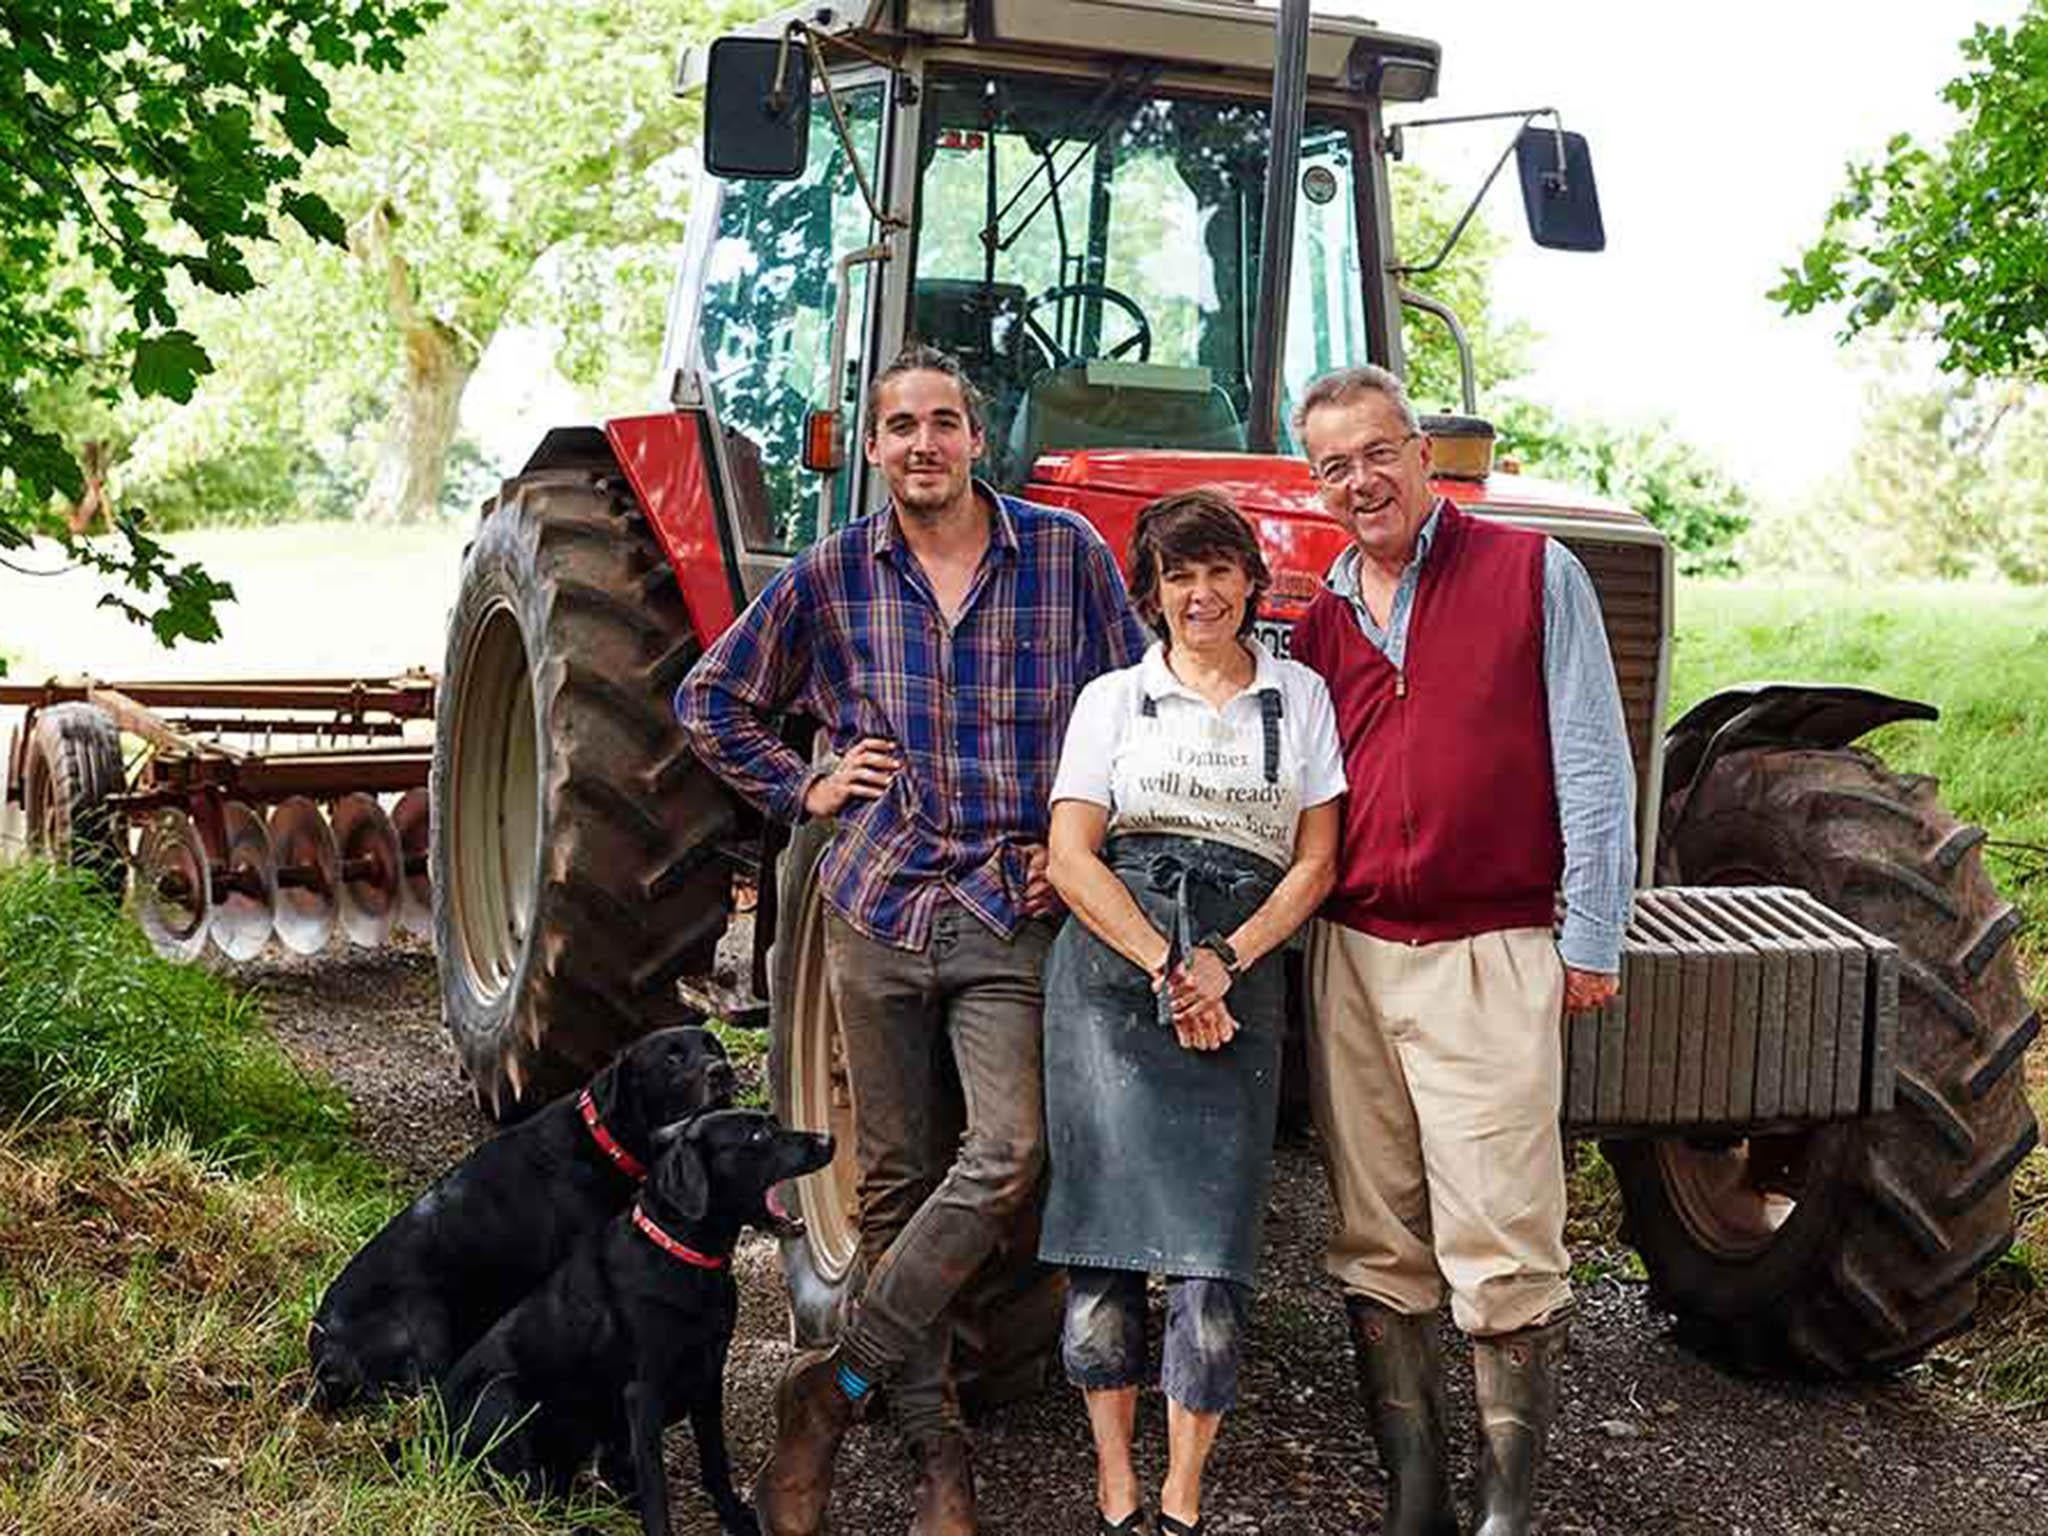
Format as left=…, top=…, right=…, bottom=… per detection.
left=912, top=68, right=1369, bottom=488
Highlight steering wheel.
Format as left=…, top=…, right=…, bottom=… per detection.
left=1015, top=282, right=1154, bottom=370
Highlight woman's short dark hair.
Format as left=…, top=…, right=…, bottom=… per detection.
left=1126, top=488, right=1270, bottom=644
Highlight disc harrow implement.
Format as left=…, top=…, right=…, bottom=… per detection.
left=1, top=674, right=437, bottom=961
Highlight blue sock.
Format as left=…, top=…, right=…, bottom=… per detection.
left=835, top=1362, right=873, bottom=1401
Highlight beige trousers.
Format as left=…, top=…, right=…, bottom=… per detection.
left=1306, top=921, right=1571, bottom=1337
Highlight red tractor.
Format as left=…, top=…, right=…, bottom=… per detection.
left=416, top=0, right=2034, bottom=1399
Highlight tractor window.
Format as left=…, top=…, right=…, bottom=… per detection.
left=911, top=70, right=1366, bottom=488
left=697, top=81, right=885, bottom=552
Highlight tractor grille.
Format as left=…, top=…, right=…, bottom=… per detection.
left=1563, top=886, right=1900, bottom=1135
left=1557, top=535, right=1664, bottom=820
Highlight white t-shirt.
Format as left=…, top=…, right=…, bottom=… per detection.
left=1049, top=639, right=1348, bottom=870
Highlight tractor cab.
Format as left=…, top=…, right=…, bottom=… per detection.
left=667, top=0, right=1435, bottom=577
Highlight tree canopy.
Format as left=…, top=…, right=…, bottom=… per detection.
left=1, top=0, right=438, bottom=651
left=1772, top=4, right=2048, bottom=381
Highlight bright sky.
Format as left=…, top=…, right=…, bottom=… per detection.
left=1354, top=0, right=2025, bottom=499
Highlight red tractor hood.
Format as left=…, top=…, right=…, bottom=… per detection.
left=1023, top=449, right=1643, bottom=635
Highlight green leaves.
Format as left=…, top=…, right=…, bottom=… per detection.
left=280, top=190, right=348, bottom=248
left=0, top=0, right=441, bottom=645
left=131, top=331, right=215, bottom=403
left=1777, top=2, right=2048, bottom=383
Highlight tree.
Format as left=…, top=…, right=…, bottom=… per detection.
left=1495, top=399, right=1751, bottom=576
left=0, top=0, right=438, bottom=656
left=296, top=0, right=743, bottom=523
left=1772, top=5, right=2048, bottom=382
left=1744, top=362, right=2048, bottom=585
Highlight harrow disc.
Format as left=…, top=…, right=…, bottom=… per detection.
left=270, top=796, right=339, bottom=956
left=211, top=801, right=277, bottom=962
left=136, top=809, right=212, bottom=961
left=390, top=787, right=433, bottom=937
left=332, top=792, right=402, bottom=948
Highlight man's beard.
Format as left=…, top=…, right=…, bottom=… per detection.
left=893, top=469, right=966, bottom=519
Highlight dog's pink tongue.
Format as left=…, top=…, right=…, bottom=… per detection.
left=766, top=1183, right=790, bottom=1221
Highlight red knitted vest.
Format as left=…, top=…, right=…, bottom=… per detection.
left=1292, top=503, right=1561, bottom=944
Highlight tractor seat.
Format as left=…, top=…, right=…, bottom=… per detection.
left=1009, top=361, right=1245, bottom=474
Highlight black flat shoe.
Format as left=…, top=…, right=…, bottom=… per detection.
left=1157, top=1515, right=1202, bottom=1536
left=1098, top=1509, right=1148, bottom=1535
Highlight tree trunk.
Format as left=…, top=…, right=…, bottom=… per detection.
left=361, top=320, right=475, bottom=524
left=62, top=439, right=112, bottom=534
left=352, top=198, right=484, bottom=525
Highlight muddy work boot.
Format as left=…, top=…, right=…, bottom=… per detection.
left=1345, top=1297, right=1457, bottom=1536
left=1470, top=1315, right=1569, bottom=1536
left=751, top=1347, right=862, bottom=1536
left=907, top=1432, right=977, bottom=1536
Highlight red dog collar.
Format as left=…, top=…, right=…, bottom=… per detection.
left=632, top=1204, right=728, bottom=1270
left=578, top=1088, right=647, bottom=1181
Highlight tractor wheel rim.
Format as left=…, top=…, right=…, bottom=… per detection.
left=450, top=600, right=540, bottom=1007
left=786, top=868, right=860, bottom=1282
left=1655, top=1133, right=1811, bottom=1260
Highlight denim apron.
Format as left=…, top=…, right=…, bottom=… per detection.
left=1038, top=833, right=1286, bottom=1285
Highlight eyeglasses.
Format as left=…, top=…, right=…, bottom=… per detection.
left=1311, top=433, right=1418, bottom=488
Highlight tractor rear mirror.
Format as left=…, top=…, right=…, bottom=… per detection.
left=704, top=36, right=811, bottom=181
left=1514, top=126, right=1605, bottom=252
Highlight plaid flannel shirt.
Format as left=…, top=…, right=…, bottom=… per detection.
left=676, top=486, right=1148, bottom=951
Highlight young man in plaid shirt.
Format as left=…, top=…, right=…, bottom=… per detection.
left=677, top=345, right=1146, bottom=1536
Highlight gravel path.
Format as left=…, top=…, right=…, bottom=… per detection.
left=259, top=945, right=2048, bottom=1536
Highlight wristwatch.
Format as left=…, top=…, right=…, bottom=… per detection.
left=1197, top=934, right=1243, bottom=978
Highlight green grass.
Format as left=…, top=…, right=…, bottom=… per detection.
left=0, top=861, right=357, bottom=1166
left=0, top=862, right=634, bottom=1532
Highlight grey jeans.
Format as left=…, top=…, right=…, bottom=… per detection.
left=826, top=899, right=1053, bottom=1437
left=1062, top=1266, right=1250, bottom=1414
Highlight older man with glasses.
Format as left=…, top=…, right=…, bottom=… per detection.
left=1289, top=365, right=1636, bottom=1536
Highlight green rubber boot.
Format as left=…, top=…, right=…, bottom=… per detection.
left=1470, top=1315, right=1569, bottom=1536
left=1344, top=1297, right=1458, bottom=1536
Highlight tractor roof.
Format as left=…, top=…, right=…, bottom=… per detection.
left=696, top=0, right=1441, bottom=102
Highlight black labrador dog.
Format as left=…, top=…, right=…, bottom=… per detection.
left=309, top=1025, right=736, bottom=1410
left=440, top=1109, right=835, bottom=1536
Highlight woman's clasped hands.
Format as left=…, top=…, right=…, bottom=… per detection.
left=1156, top=943, right=1238, bottom=1052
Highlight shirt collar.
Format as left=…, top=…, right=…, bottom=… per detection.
left=1138, top=637, right=1282, bottom=705
left=869, top=479, right=1016, bottom=561
left=1324, top=498, right=1447, bottom=596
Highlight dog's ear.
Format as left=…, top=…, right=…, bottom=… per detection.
left=656, top=1135, right=709, bottom=1222
left=650, top=1118, right=690, bottom=1153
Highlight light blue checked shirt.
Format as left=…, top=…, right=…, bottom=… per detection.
left=1327, top=506, right=1636, bottom=973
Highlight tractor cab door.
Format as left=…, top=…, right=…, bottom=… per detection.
left=670, top=65, right=893, bottom=598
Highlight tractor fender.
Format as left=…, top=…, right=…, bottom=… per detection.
left=1659, top=682, right=1938, bottom=808
left=506, top=416, right=747, bottom=653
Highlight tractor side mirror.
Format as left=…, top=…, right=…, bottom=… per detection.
left=1514, top=125, right=1604, bottom=252
left=704, top=36, right=812, bottom=180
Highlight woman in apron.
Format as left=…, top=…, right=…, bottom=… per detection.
left=1041, top=489, right=1346, bottom=1536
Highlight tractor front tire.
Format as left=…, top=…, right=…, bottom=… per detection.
left=1610, top=745, right=2039, bottom=1375
left=768, top=817, right=1063, bottom=1414
left=22, top=703, right=126, bottom=899
left=433, top=469, right=737, bottom=1118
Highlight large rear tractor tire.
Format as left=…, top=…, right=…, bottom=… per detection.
left=432, top=469, right=737, bottom=1118
left=22, top=703, right=126, bottom=899
left=768, top=817, right=1063, bottom=1414
left=1610, top=746, right=2039, bottom=1375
